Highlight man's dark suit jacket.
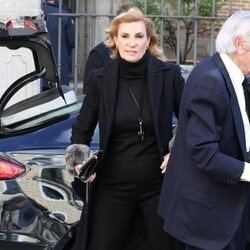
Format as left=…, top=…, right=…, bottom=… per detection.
left=158, top=52, right=249, bottom=249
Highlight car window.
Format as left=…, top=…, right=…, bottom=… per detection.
left=1, top=87, right=80, bottom=131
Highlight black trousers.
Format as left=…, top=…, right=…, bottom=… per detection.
left=87, top=177, right=176, bottom=250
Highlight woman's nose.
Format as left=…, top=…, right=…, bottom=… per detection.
left=128, top=38, right=136, bottom=47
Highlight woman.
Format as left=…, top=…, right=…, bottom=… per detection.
left=69, top=11, right=184, bottom=250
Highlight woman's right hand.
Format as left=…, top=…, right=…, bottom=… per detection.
left=75, top=164, right=96, bottom=183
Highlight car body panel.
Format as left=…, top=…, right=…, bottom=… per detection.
left=0, top=105, right=99, bottom=152
left=0, top=151, right=81, bottom=249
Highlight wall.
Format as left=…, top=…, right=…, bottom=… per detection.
left=219, top=0, right=250, bottom=14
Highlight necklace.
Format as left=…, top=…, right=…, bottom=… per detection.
left=127, top=83, right=145, bottom=141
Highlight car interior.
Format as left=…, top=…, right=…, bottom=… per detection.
left=0, top=16, right=78, bottom=130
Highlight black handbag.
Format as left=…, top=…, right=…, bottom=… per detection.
left=77, top=150, right=103, bottom=182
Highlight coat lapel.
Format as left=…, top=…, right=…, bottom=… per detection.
left=147, top=57, right=169, bottom=125
left=102, top=60, right=119, bottom=131
left=212, top=53, right=247, bottom=155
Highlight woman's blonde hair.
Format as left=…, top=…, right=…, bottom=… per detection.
left=104, top=11, right=164, bottom=59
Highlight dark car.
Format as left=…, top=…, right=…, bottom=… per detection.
left=0, top=15, right=98, bottom=250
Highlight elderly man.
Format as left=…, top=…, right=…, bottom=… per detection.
left=158, top=11, right=250, bottom=250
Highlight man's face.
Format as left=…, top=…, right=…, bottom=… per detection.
left=232, top=35, right=250, bottom=75
left=238, top=51, right=250, bottom=75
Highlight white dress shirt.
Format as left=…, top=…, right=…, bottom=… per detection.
left=220, top=52, right=250, bottom=182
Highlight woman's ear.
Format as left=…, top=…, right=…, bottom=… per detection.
left=114, top=36, right=118, bottom=47
left=147, top=37, right=151, bottom=48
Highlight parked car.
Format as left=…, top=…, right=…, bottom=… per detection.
left=0, top=15, right=98, bottom=250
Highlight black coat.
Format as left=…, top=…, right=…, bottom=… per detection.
left=71, top=54, right=184, bottom=250
left=72, top=54, right=184, bottom=157
left=83, top=42, right=111, bottom=94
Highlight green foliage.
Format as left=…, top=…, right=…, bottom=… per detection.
left=132, top=0, right=222, bottom=63
left=199, top=0, right=213, bottom=16
left=133, top=0, right=219, bottom=16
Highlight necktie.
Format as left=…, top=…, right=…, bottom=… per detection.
left=242, top=77, right=250, bottom=122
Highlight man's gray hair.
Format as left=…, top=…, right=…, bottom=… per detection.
left=216, top=11, right=250, bottom=54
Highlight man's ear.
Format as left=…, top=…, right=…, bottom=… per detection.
left=233, top=35, right=245, bottom=55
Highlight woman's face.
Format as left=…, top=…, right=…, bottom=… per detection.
left=114, top=21, right=150, bottom=62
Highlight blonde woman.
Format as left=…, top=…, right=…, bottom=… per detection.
left=71, top=11, right=184, bottom=250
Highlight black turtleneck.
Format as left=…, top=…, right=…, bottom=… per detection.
left=119, top=51, right=148, bottom=78
left=100, top=52, right=162, bottom=181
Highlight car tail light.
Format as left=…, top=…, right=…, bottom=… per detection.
left=6, top=19, right=37, bottom=31
left=0, top=16, right=45, bottom=38
left=0, top=159, right=25, bottom=180
left=24, top=20, right=37, bottom=30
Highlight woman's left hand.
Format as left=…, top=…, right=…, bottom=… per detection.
left=83, top=173, right=96, bottom=183
left=75, top=164, right=96, bottom=183
left=160, top=153, right=170, bottom=174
